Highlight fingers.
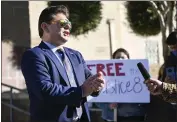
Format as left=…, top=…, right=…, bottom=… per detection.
left=94, top=78, right=105, bottom=84
left=96, top=72, right=105, bottom=83
left=146, top=81, right=162, bottom=95
left=144, top=78, right=161, bottom=90
left=90, top=81, right=101, bottom=90
left=97, top=71, right=103, bottom=78
left=86, top=72, right=105, bottom=93
left=88, top=72, right=104, bottom=81
left=89, top=72, right=105, bottom=85
left=87, top=74, right=98, bottom=81
left=145, top=78, right=156, bottom=84
left=147, top=83, right=157, bottom=92
left=82, top=73, right=105, bottom=97
left=93, top=78, right=105, bottom=90
left=90, top=80, right=104, bottom=92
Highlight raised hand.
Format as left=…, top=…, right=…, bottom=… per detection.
left=92, top=72, right=105, bottom=92
left=81, top=72, right=105, bottom=97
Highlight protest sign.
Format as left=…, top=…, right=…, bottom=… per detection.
left=86, top=59, right=150, bottom=103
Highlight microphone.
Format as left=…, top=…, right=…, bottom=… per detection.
left=137, top=62, right=150, bottom=81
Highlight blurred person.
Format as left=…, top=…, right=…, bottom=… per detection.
left=145, top=64, right=175, bottom=122
left=145, top=78, right=177, bottom=122
left=96, top=48, right=146, bottom=122
left=145, top=31, right=177, bottom=122
left=162, top=31, right=177, bottom=85
left=162, top=31, right=177, bottom=122
left=21, top=5, right=105, bottom=122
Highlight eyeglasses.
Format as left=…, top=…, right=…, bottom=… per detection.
left=51, top=19, right=72, bottom=30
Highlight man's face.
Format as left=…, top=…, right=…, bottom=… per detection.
left=46, top=13, right=72, bottom=46
left=168, top=44, right=177, bottom=52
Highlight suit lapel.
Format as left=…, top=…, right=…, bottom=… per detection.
left=64, top=47, right=82, bottom=86
left=39, top=42, right=70, bottom=86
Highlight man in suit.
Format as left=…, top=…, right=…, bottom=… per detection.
left=21, top=5, right=105, bottom=122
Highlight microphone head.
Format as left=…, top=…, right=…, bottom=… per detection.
left=137, top=62, right=150, bottom=80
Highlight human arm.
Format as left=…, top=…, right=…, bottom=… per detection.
left=21, top=50, right=83, bottom=106
left=77, top=52, right=104, bottom=97
left=145, top=78, right=177, bottom=103
left=161, top=82, right=177, bottom=103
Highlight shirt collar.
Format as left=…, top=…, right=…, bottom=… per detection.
left=43, top=41, right=64, bottom=53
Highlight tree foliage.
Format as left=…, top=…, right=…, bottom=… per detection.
left=48, top=1, right=102, bottom=36
left=125, top=1, right=161, bottom=36
left=125, top=1, right=176, bottom=61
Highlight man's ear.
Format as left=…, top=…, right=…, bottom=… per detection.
left=41, top=22, right=49, bottom=32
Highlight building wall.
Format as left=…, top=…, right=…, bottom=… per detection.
left=2, top=1, right=31, bottom=91
left=29, top=1, right=47, bottom=46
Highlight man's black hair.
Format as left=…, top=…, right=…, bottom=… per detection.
left=166, top=31, right=177, bottom=45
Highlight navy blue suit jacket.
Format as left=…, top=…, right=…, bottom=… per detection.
left=21, top=41, right=99, bottom=122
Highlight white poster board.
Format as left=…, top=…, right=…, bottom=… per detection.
left=86, top=59, right=150, bottom=103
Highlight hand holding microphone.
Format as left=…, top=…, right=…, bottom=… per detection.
left=137, top=62, right=163, bottom=95
left=145, top=78, right=163, bottom=95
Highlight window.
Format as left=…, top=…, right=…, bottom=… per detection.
left=145, top=40, right=159, bottom=64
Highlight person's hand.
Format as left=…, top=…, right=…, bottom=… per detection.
left=109, top=103, right=117, bottom=109
left=92, top=72, right=105, bottom=92
left=144, top=78, right=163, bottom=95
left=81, top=72, right=105, bottom=97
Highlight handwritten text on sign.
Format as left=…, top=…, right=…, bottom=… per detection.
left=86, top=59, right=150, bottom=103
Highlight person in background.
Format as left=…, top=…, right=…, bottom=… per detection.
left=96, top=48, right=146, bottom=122
left=161, top=31, right=177, bottom=122
left=21, top=5, right=105, bottom=122
left=162, top=31, right=177, bottom=84
left=145, top=31, right=177, bottom=122
left=145, top=64, right=174, bottom=122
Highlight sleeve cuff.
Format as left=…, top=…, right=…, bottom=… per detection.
left=162, top=82, right=177, bottom=94
left=162, top=82, right=168, bottom=91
